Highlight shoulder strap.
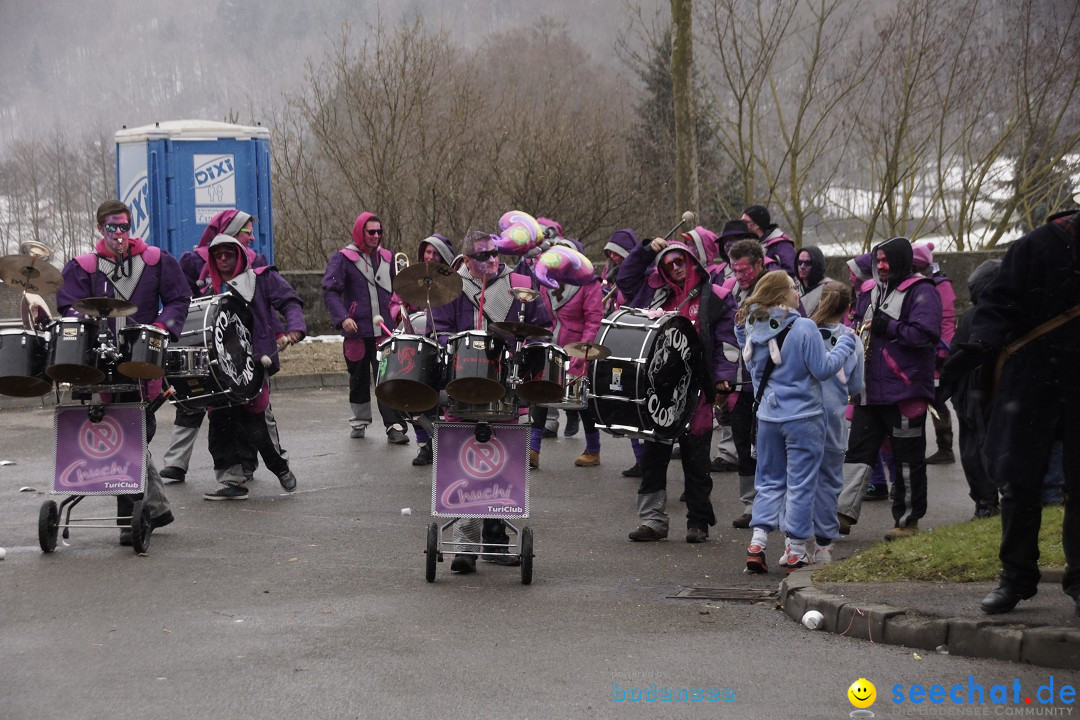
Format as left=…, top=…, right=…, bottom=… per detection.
left=754, top=324, right=794, bottom=409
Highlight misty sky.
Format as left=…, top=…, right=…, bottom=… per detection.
left=0, top=0, right=661, bottom=147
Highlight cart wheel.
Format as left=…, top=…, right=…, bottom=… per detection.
left=130, top=500, right=152, bottom=554
left=38, top=500, right=59, bottom=553
left=520, top=526, right=534, bottom=585
left=425, top=522, right=439, bottom=583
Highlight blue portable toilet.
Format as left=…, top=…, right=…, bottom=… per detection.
left=114, top=120, right=274, bottom=264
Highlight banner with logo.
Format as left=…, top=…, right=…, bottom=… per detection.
left=432, top=423, right=528, bottom=518
left=52, top=404, right=147, bottom=495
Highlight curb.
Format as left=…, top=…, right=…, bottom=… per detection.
left=0, top=373, right=345, bottom=412
left=779, top=570, right=1080, bottom=670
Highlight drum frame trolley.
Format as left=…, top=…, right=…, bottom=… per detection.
left=42, top=391, right=153, bottom=555
left=426, top=422, right=535, bottom=585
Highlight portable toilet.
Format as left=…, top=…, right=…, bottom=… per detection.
left=114, top=120, right=273, bottom=263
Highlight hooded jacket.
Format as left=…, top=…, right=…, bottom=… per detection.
left=417, top=233, right=456, bottom=265
left=819, top=321, right=864, bottom=451
left=681, top=226, right=726, bottom=281
left=601, top=228, right=638, bottom=311
left=322, top=212, right=396, bottom=341
left=796, top=245, right=831, bottom=315
left=206, top=235, right=306, bottom=377
left=734, top=307, right=857, bottom=423
left=761, top=227, right=796, bottom=276
left=179, top=209, right=267, bottom=294
left=855, top=237, right=941, bottom=405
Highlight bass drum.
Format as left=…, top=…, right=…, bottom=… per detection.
left=164, top=294, right=263, bottom=411
left=589, top=308, right=703, bottom=441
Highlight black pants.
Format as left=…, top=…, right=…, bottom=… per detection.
left=729, top=392, right=756, bottom=476
left=115, top=391, right=158, bottom=523
left=208, top=405, right=289, bottom=480
left=640, top=430, right=716, bottom=531
left=957, top=414, right=998, bottom=509
left=346, top=337, right=407, bottom=431
left=846, top=403, right=928, bottom=527
left=997, top=414, right=1080, bottom=598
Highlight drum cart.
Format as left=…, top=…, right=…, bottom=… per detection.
left=425, top=422, right=535, bottom=585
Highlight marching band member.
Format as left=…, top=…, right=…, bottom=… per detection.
left=617, top=237, right=738, bottom=545
left=323, top=212, right=410, bottom=444
left=57, top=199, right=190, bottom=544
left=431, top=230, right=552, bottom=574
left=200, top=235, right=306, bottom=501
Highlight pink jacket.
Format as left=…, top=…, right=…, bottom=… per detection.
left=542, top=280, right=603, bottom=376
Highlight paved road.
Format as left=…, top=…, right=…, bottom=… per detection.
left=0, top=390, right=1067, bottom=719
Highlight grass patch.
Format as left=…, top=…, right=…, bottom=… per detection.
left=813, top=505, right=1066, bottom=583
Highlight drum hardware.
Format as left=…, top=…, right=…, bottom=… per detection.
left=563, top=341, right=612, bottom=361
left=395, top=251, right=410, bottom=274
left=0, top=253, right=63, bottom=294
left=72, top=297, right=138, bottom=318
left=511, top=287, right=540, bottom=304
left=489, top=321, right=552, bottom=340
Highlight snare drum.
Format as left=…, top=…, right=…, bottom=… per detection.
left=448, top=393, right=520, bottom=423
left=375, top=333, right=442, bottom=412
left=589, top=309, right=703, bottom=441
left=0, top=329, right=51, bottom=397
left=516, top=342, right=567, bottom=404
left=444, top=331, right=508, bottom=403
left=540, top=376, right=589, bottom=411
left=46, top=317, right=104, bottom=385
left=164, top=294, right=263, bottom=410
left=117, top=324, right=169, bottom=379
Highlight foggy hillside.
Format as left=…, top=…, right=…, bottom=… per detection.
left=0, top=0, right=660, bottom=144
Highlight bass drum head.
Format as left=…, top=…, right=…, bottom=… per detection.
left=206, top=295, right=263, bottom=403
left=643, top=314, right=702, bottom=440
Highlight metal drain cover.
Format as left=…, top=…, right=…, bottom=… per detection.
left=667, top=586, right=778, bottom=602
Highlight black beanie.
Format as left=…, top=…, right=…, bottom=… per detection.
left=743, top=205, right=771, bottom=230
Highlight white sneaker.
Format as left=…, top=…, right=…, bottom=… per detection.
left=813, top=545, right=833, bottom=565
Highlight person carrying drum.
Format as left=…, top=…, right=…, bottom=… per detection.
left=57, top=199, right=191, bottom=544
left=323, top=212, right=410, bottom=444
left=200, top=235, right=306, bottom=501
left=159, top=209, right=285, bottom=484
left=396, top=233, right=456, bottom=467
left=616, top=236, right=739, bottom=544
left=431, top=229, right=552, bottom=573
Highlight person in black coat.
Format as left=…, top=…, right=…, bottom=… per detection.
left=945, top=208, right=1080, bottom=616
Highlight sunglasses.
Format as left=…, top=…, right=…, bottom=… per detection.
left=797, top=260, right=813, bottom=267
left=663, top=256, right=686, bottom=269
left=366, top=229, right=384, bottom=236
left=467, top=250, right=499, bottom=262
left=103, top=223, right=131, bottom=233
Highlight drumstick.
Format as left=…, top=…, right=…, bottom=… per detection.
left=372, top=314, right=393, bottom=338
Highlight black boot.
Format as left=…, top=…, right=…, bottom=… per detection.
left=926, top=427, right=954, bottom=464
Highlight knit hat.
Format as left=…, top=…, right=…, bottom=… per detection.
left=911, top=242, right=935, bottom=269
left=743, top=205, right=771, bottom=231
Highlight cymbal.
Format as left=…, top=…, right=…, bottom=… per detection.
left=393, top=262, right=463, bottom=307
left=490, top=321, right=553, bottom=339
left=564, top=341, right=611, bottom=360
left=0, top=254, right=62, bottom=294
left=72, top=297, right=138, bottom=318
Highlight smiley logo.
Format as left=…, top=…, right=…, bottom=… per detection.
left=847, top=678, right=877, bottom=709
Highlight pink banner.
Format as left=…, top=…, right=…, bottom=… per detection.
left=432, top=423, right=529, bottom=518
left=53, top=404, right=147, bottom=495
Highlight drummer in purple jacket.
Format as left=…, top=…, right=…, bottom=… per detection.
left=431, top=230, right=552, bottom=575
left=618, top=237, right=738, bottom=545
left=323, top=212, right=409, bottom=443
left=57, top=199, right=191, bottom=543
left=200, top=235, right=306, bottom=501
left=836, top=236, right=942, bottom=540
